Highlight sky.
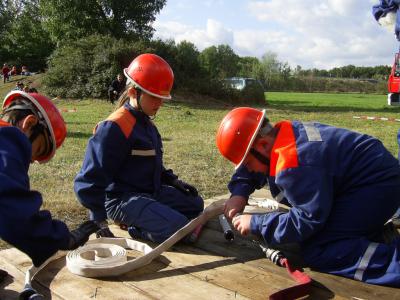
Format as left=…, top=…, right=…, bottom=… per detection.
left=153, top=0, right=398, bottom=70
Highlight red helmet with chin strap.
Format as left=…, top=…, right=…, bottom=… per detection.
left=123, top=53, right=174, bottom=100
left=216, top=107, right=266, bottom=169
left=2, top=91, right=67, bottom=163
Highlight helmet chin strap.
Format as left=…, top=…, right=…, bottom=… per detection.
left=249, top=148, right=269, bottom=166
left=135, top=88, right=143, bottom=111
left=133, top=88, right=157, bottom=120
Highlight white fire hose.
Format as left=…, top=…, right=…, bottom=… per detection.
left=20, top=199, right=225, bottom=298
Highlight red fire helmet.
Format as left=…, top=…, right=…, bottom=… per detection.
left=216, top=107, right=266, bottom=169
left=124, top=53, right=174, bottom=100
left=3, top=91, right=67, bottom=163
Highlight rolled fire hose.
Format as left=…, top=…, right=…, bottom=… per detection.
left=22, top=198, right=225, bottom=293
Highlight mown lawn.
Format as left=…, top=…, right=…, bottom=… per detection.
left=1, top=78, right=399, bottom=249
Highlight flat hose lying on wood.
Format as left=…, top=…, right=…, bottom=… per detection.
left=24, top=198, right=225, bottom=284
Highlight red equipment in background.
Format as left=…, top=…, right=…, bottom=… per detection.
left=388, top=52, right=400, bottom=105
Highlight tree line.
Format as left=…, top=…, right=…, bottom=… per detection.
left=0, top=0, right=389, bottom=100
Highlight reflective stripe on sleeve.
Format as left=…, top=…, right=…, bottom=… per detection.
left=275, top=191, right=284, bottom=203
left=354, top=242, right=378, bottom=281
left=131, top=149, right=156, bottom=156
left=302, top=122, right=322, bottom=142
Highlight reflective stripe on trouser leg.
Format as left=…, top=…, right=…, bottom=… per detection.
left=354, top=242, right=378, bottom=281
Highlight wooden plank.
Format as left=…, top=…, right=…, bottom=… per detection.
left=112, top=226, right=339, bottom=300
left=119, top=261, right=250, bottom=300
left=198, top=195, right=400, bottom=300
left=0, top=248, right=153, bottom=300
left=0, top=254, right=64, bottom=300
left=0, top=243, right=250, bottom=300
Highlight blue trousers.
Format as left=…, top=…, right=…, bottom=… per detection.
left=105, top=185, right=204, bottom=243
left=301, top=182, right=400, bottom=287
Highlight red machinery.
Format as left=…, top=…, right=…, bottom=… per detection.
left=388, top=52, right=400, bottom=105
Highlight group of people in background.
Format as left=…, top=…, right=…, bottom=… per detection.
left=2, top=64, right=31, bottom=84
left=13, top=81, right=38, bottom=93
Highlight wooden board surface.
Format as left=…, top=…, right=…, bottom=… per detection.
left=1, top=189, right=399, bottom=300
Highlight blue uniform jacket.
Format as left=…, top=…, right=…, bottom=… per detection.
left=74, top=103, right=178, bottom=222
left=229, top=121, right=400, bottom=245
left=0, top=120, right=70, bottom=266
left=372, top=0, right=400, bottom=40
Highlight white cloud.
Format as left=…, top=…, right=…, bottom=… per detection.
left=244, top=0, right=396, bottom=68
left=154, top=0, right=398, bottom=69
left=328, top=0, right=360, bottom=16
left=154, top=18, right=233, bottom=50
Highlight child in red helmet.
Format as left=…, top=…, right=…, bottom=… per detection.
left=0, top=91, right=99, bottom=282
left=75, top=53, right=204, bottom=243
left=217, top=107, right=400, bottom=287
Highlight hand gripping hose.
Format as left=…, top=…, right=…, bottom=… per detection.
left=259, top=244, right=312, bottom=300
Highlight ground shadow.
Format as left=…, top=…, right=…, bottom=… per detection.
left=0, top=276, right=20, bottom=300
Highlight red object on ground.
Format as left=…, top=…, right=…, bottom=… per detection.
left=269, top=258, right=312, bottom=300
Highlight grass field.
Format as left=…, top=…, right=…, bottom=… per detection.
left=1, top=77, right=400, bottom=249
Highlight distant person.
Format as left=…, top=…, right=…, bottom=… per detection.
left=74, top=54, right=204, bottom=243
left=2, top=64, right=10, bottom=83
left=13, top=81, right=24, bottom=91
left=217, top=107, right=400, bottom=286
left=21, top=65, right=30, bottom=76
left=0, top=91, right=99, bottom=282
left=9, top=65, right=17, bottom=77
left=107, top=74, right=125, bottom=104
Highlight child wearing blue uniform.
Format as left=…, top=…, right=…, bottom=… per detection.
left=217, top=107, right=400, bottom=287
left=74, top=54, right=204, bottom=243
left=0, top=91, right=98, bottom=278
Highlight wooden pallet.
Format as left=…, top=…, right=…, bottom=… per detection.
left=0, top=190, right=399, bottom=299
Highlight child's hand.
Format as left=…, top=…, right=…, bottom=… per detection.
left=224, top=195, right=247, bottom=219
left=232, top=214, right=252, bottom=236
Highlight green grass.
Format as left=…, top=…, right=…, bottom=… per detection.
left=266, top=91, right=400, bottom=154
left=1, top=80, right=400, bottom=250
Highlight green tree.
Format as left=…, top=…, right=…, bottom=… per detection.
left=173, top=41, right=201, bottom=88
left=3, top=0, right=54, bottom=70
left=237, top=56, right=260, bottom=78
left=0, top=0, right=21, bottom=60
left=252, top=51, right=281, bottom=87
left=39, top=0, right=166, bottom=44
left=199, top=44, right=239, bottom=79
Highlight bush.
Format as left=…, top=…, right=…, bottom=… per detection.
left=240, top=83, right=265, bottom=104
left=43, top=35, right=151, bottom=98
left=42, top=35, right=265, bottom=104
